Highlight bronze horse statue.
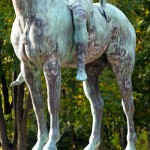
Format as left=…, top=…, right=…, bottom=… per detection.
left=11, top=0, right=136, bottom=149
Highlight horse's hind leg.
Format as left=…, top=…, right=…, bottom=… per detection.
left=21, top=62, right=48, bottom=150
left=83, top=55, right=108, bottom=150
left=107, top=46, right=137, bottom=150
left=42, top=57, right=61, bottom=150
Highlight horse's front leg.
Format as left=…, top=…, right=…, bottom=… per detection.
left=21, top=62, right=48, bottom=150
left=43, top=58, right=61, bottom=150
left=83, top=60, right=106, bottom=150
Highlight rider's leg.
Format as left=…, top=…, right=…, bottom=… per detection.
left=71, top=1, right=88, bottom=81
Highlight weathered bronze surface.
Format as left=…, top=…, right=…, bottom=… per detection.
left=11, top=0, right=136, bottom=149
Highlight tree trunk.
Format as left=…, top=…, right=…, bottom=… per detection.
left=12, top=72, right=18, bottom=150
left=1, top=75, right=12, bottom=114
left=16, top=83, right=32, bottom=150
left=16, top=83, right=25, bottom=150
left=120, top=126, right=127, bottom=149
left=0, top=94, right=10, bottom=150
left=11, top=71, right=32, bottom=150
left=0, top=46, right=12, bottom=114
left=70, top=125, right=77, bottom=150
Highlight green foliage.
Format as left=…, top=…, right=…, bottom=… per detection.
left=99, top=67, right=123, bottom=149
left=0, top=0, right=19, bottom=75
left=0, top=0, right=150, bottom=150
left=58, top=69, right=91, bottom=149
left=136, top=127, right=149, bottom=150
left=27, top=109, right=37, bottom=150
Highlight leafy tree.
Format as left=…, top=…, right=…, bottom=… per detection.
left=0, top=0, right=150, bottom=150
left=0, top=1, right=32, bottom=150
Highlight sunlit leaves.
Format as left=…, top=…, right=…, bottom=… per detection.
left=0, top=0, right=150, bottom=149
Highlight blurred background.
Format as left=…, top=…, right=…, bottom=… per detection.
left=0, top=0, right=149, bottom=149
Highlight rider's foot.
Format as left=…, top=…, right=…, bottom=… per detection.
left=76, top=65, right=87, bottom=81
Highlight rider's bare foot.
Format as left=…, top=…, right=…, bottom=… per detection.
left=76, top=65, right=87, bottom=81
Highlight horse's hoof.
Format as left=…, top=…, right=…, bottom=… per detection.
left=84, top=144, right=96, bottom=150
left=84, top=138, right=100, bottom=150
left=11, top=81, right=21, bottom=86
left=76, top=69, right=87, bottom=81
left=32, top=140, right=45, bottom=150
left=125, top=143, right=136, bottom=150
left=32, top=135, right=48, bottom=150
left=42, top=143, right=57, bottom=150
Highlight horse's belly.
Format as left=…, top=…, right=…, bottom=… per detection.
left=85, top=41, right=106, bottom=64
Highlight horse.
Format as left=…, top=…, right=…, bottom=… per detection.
left=11, top=0, right=137, bottom=149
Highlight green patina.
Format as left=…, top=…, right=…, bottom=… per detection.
left=11, top=0, right=136, bottom=149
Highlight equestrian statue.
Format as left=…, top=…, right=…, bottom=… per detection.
left=11, top=0, right=137, bottom=149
